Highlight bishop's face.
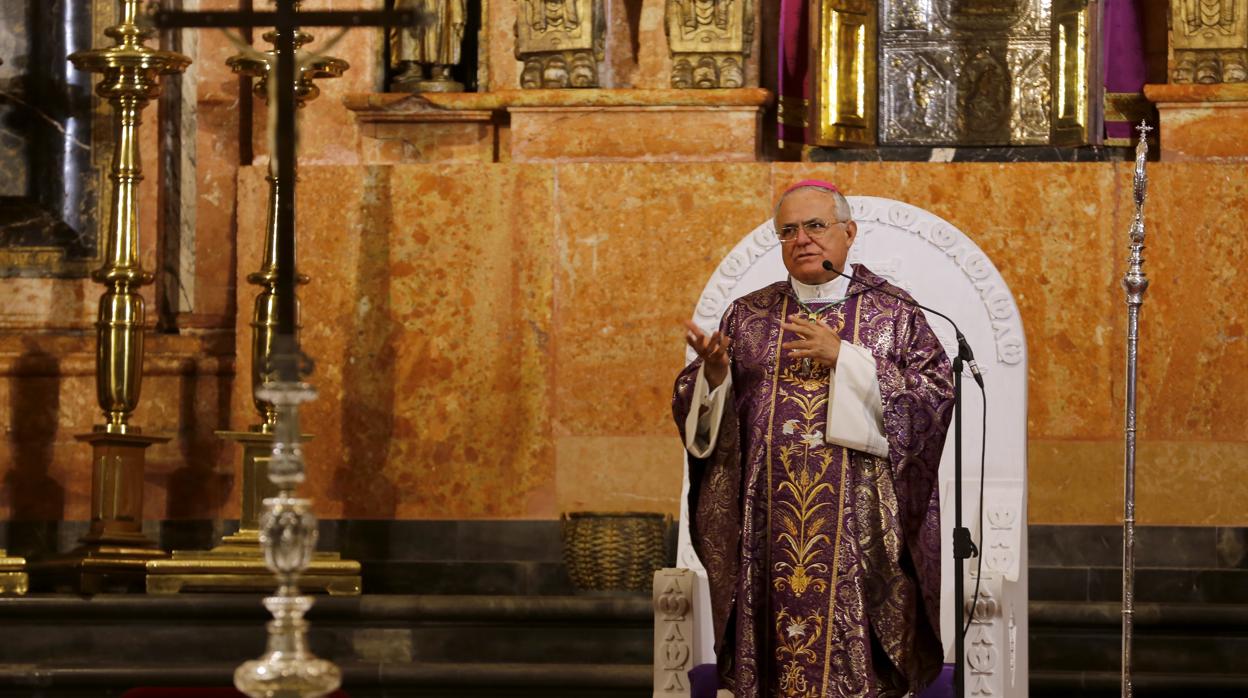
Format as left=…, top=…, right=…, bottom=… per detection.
left=776, top=188, right=858, bottom=285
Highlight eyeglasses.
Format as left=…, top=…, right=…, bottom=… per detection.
left=776, top=218, right=846, bottom=243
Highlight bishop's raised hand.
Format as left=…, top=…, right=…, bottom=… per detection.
left=683, top=320, right=731, bottom=388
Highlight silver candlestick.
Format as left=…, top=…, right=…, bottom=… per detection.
left=234, top=378, right=341, bottom=698
left=1120, top=120, right=1152, bottom=698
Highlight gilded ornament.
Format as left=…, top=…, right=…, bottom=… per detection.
left=0, top=550, right=28, bottom=596
left=1169, top=0, right=1248, bottom=83
left=391, top=0, right=468, bottom=92
left=514, top=0, right=605, bottom=88
left=1050, top=0, right=1092, bottom=145
left=809, top=0, right=878, bottom=146
left=664, top=0, right=754, bottom=88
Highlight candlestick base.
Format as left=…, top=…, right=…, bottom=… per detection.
left=29, top=430, right=170, bottom=593
left=146, top=429, right=359, bottom=595
left=146, top=550, right=360, bottom=595
left=0, top=550, right=28, bottom=596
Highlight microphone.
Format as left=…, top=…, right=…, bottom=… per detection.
left=822, top=259, right=984, bottom=388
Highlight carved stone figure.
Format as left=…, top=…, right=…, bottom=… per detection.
left=1181, top=0, right=1239, bottom=34
left=530, top=0, right=581, bottom=31
left=1170, top=0, right=1248, bottom=82
left=391, top=0, right=468, bottom=93
left=665, top=0, right=753, bottom=88
left=515, top=0, right=604, bottom=88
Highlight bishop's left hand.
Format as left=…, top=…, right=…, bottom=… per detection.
left=783, top=315, right=842, bottom=368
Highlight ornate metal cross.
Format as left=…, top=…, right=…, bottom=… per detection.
left=152, top=6, right=426, bottom=695
left=154, top=1, right=421, bottom=379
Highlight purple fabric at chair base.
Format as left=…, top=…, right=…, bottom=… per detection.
left=688, top=660, right=953, bottom=697
left=918, top=664, right=956, bottom=698
left=689, top=663, right=719, bottom=698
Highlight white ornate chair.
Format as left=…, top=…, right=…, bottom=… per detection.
left=673, top=196, right=1030, bottom=697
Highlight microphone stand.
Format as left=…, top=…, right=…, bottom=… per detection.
left=951, top=342, right=976, bottom=698
left=821, top=260, right=980, bottom=697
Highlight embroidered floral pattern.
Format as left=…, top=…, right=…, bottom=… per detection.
left=775, top=608, right=825, bottom=697
left=672, top=267, right=953, bottom=698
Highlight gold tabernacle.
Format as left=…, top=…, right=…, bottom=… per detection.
left=809, top=0, right=877, bottom=147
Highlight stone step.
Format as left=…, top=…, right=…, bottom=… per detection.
left=1030, top=601, right=1248, bottom=675
left=359, top=560, right=573, bottom=595
left=1, top=594, right=653, bottom=668
left=0, top=662, right=652, bottom=698
left=1028, top=525, right=1247, bottom=570
left=1029, top=566, right=1248, bottom=604
left=1031, top=670, right=1248, bottom=698
left=1031, top=599, right=1248, bottom=626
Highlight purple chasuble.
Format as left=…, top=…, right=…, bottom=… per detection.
left=673, top=266, right=953, bottom=697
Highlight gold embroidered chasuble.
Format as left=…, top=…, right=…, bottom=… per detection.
left=673, top=267, right=954, bottom=698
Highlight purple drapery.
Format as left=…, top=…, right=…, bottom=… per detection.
left=1103, top=0, right=1148, bottom=143
left=778, top=0, right=809, bottom=148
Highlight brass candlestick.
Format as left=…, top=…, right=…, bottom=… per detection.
left=29, top=0, right=186, bottom=594
left=146, top=9, right=358, bottom=595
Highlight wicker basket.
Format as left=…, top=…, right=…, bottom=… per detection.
left=561, top=512, right=670, bottom=593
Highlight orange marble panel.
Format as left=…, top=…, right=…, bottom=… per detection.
left=1128, top=164, right=1248, bottom=442
left=1153, top=102, right=1248, bottom=162
left=768, top=162, right=1122, bottom=441
left=0, top=335, right=233, bottom=521
left=188, top=5, right=247, bottom=327
left=555, top=436, right=684, bottom=514
left=1029, top=439, right=1248, bottom=525
left=358, top=118, right=496, bottom=163
left=0, top=279, right=98, bottom=330
left=551, top=163, right=773, bottom=439
left=508, top=106, right=762, bottom=162
left=485, top=0, right=522, bottom=90
left=383, top=164, right=556, bottom=517
left=232, top=164, right=557, bottom=519
left=1025, top=440, right=1122, bottom=524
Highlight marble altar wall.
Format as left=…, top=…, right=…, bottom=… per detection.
left=2, top=158, right=1246, bottom=526
left=0, top=0, right=1244, bottom=527
left=2, top=158, right=1246, bottom=525
left=0, top=332, right=235, bottom=522
left=219, top=161, right=1246, bottom=525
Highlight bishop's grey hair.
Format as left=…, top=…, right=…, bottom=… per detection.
left=773, top=185, right=853, bottom=223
